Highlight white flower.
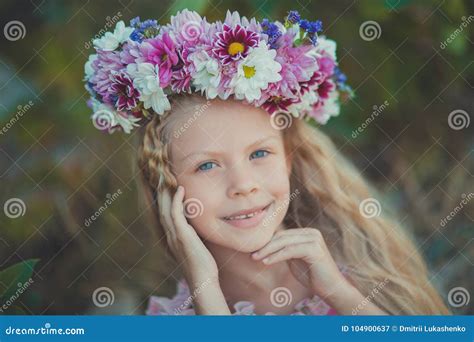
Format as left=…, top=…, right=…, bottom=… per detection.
left=311, top=90, right=340, bottom=125
left=84, top=54, right=97, bottom=81
left=314, top=36, right=337, bottom=60
left=189, top=50, right=221, bottom=99
left=127, top=63, right=171, bottom=114
left=93, top=21, right=134, bottom=51
left=230, top=42, right=282, bottom=102
left=287, top=91, right=319, bottom=118
left=90, top=99, right=140, bottom=134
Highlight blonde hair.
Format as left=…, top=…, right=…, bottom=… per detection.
left=136, top=94, right=450, bottom=315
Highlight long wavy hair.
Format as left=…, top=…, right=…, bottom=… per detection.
left=136, top=94, right=450, bottom=314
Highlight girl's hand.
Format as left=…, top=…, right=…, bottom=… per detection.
left=158, top=185, right=218, bottom=285
left=251, top=228, right=352, bottom=300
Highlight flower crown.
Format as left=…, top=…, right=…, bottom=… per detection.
left=84, top=9, right=353, bottom=134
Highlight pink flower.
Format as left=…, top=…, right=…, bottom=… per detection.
left=90, top=50, right=125, bottom=104
left=140, top=32, right=179, bottom=87
left=212, top=24, right=259, bottom=65
left=110, top=72, right=140, bottom=111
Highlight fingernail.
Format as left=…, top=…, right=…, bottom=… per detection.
left=251, top=252, right=259, bottom=259
left=262, top=258, right=269, bottom=264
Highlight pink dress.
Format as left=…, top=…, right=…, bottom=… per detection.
left=146, top=266, right=348, bottom=315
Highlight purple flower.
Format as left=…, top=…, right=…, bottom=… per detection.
left=110, top=72, right=140, bottom=111
left=261, top=19, right=281, bottom=49
left=287, top=11, right=301, bottom=24
left=90, top=50, right=125, bottom=104
left=212, top=24, right=259, bottom=65
left=140, top=32, right=179, bottom=87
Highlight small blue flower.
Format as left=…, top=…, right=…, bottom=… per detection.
left=287, top=10, right=301, bottom=24
left=262, top=18, right=282, bottom=49
left=299, top=19, right=310, bottom=31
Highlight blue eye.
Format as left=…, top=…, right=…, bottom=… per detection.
left=250, top=150, right=269, bottom=159
left=197, top=161, right=216, bottom=172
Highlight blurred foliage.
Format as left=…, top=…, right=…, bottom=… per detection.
left=0, top=0, right=472, bottom=315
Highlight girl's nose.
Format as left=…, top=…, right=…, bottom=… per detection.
left=226, top=163, right=259, bottom=198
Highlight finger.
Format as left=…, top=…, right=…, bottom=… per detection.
left=158, top=188, right=176, bottom=239
left=262, top=242, right=315, bottom=265
left=252, top=234, right=314, bottom=260
left=170, top=185, right=193, bottom=235
left=274, top=227, right=321, bottom=238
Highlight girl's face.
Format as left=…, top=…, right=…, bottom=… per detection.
left=169, top=98, right=291, bottom=253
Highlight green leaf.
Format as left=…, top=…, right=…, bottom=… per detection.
left=0, top=259, right=39, bottom=301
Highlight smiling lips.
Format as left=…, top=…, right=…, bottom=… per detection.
left=222, top=202, right=273, bottom=229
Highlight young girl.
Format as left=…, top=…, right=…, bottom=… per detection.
left=137, top=94, right=449, bottom=316
left=84, top=9, right=450, bottom=315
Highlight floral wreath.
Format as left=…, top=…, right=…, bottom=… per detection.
left=83, top=9, right=353, bottom=134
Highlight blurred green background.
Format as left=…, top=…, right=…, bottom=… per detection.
left=0, top=0, right=472, bottom=315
